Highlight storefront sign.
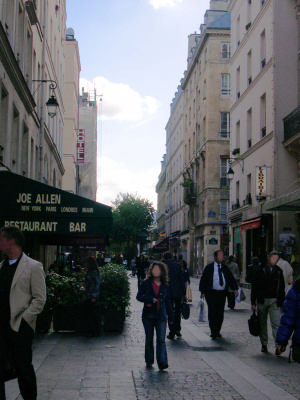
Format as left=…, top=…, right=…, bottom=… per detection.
left=256, top=166, right=267, bottom=197
left=76, top=129, right=85, bottom=163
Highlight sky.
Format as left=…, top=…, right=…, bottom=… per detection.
left=66, top=0, right=211, bottom=208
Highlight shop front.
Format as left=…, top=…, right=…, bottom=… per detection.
left=0, top=170, right=113, bottom=268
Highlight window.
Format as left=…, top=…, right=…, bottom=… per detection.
left=220, top=200, right=228, bottom=221
left=203, top=80, right=207, bottom=100
left=220, top=158, right=230, bottom=187
left=247, top=108, right=252, bottom=148
left=221, top=43, right=231, bottom=59
left=221, top=74, right=230, bottom=95
left=236, top=66, right=241, bottom=99
left=220, top=112, right=230, bottom=138
left=260, top=93, right=266, bottom=137
left=236, top=15, right=240, bottom=47
left=236, top=120, right=240, bottom=149
left=261, top=30, right=266, bottom=69
left=247, top=50, right=252, bottom=85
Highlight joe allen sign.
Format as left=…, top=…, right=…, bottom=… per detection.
left=76, top=129, right=85, bottom=163
left=256, top=166, right=267, bottom=197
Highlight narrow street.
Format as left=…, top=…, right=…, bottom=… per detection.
left=6, top=276, right=300, bottom=400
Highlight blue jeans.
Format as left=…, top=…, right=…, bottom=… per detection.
left=142, top=318, right=168, bottom=367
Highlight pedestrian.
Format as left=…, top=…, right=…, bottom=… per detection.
left=245, top=257, right=262, bottom=284
left=136, top=261, right=174, bottom=370
left=251, top=250, right=285, bottom=353
left=130, top=257, right=136, bottom=276
left=225, top=255, right=240, bottom=310
left=275, top=277, right=300, bottom=358
left=136, top=255, right=147, bottom=289
left=179, top=254, right=190, bottom=287
left=199, top=249, right=238, bottom=339
left=277, top=254, right=294, bottom=293
left=84, top=257, right=101, bottom=337
left=0, top=226, right=46, bottom=400
left=163, top=252, right=186, bottom=340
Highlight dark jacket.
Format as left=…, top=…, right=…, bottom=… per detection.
left=276, top=279, right=300, bottom=346
left=85, top=270, right=100, bottom=299
left=164, top=259, right=186, bottom=298
left=136, top=278, right=174, bottom=321
left=250, top=265, right=285, bottom=307
left=199, top=262, right=238, bottom=295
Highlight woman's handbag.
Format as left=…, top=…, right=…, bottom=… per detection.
left=248, top=311, right=260, bottom=336
left=181, top=301, right=190, bottom=320
left=187, top=286, right=192, bottom=303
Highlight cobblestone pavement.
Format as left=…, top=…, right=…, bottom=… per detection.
left=6, top=275, right=300, bottom=400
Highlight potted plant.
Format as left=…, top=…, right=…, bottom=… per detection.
left=99, top=263, right=130, bottom=332
left=181, top=177, right=196, bottom=205
left=232, top=147, right=240, bottom=157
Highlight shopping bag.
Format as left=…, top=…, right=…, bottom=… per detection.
left=181, top=301, right=190, bottom=320
left=248, top=311, right=260, bottom=336
left=236, top=287, right=246, bottom=303
left=187, top=285, right=192, bottom=303
left=198, top=298, right=207, bottom=322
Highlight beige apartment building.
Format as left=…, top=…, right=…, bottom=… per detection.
left=181, top=0, right=231, bottom=272
left=228, top=0, right=299, bottom=275
left=164, top=86, right=186, bottom=258
left=62, top=27, right=81, bottom=194
left=78, top=89, right=97, bottom=201
left=155, top=154, right=167, bottom=251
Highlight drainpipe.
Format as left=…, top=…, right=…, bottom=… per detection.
left=39, top=0, right=47, bottom=182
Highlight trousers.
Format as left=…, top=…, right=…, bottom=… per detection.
left=142, top=318, right=168, bottom=367
left=168, top=297, right=182, bottom=335
left=257, top=298, right=281, bottom=347
left=0, top=320, right=37, bottom=400
left=205, top=290, right=227, bottom=336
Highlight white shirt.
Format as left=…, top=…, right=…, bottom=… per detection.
left=213, top=262, right=226, bottom=291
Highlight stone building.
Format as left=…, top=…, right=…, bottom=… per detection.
left=181, top=0, right=231, bottom=272
left=156, top=154, right=167, bottom=237
left=228, top=0, right=299, bottom=275
left=62, top=27, right=81, bottom=194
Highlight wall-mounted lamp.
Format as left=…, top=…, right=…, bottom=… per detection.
left=227, top=158, right=244, bottom=180
left=32, top=79, right=59, bottom=118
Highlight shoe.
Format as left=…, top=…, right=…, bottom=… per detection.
left=261, top=345, right=268, bottom=353
left=216, top=333, right=222, bottom=338
left=146, top=363, right=153, bottom=368
left=158, top=363, right=168, bottom=370
left=175, top=331, right=182, bottom=337
left=167, top=333, right=175, bottom=340
left=210, top=333, right=217, bottom=339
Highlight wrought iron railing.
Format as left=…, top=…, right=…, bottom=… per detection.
left=284, top=106, right=300, bottom=142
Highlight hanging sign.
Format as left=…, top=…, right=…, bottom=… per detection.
left=256, top=166, right=267, bottom=197
left=76, top=129, right=85, bottom=163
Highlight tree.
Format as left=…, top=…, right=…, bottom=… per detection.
left=111, top=193, right=155, bottom=258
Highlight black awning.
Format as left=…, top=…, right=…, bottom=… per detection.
left=0, top=171, right=113, bottom=240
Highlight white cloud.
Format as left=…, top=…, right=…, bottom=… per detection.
left=80, top=77, right=160, bottom=122
left=97, top=155, right=159, bottom=208
left=148, top=0, right=183, bottom=9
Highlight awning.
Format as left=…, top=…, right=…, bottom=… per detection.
left=0, top=170, right=113, bottom=243
left=264, top=189, right=300, bottom=211
left=241, top=218, right=261, bottom=231
left=152, top=237, right=169, bottom=251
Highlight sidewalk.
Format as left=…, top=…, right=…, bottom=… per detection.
left=6, top=276, right=300, bottom=400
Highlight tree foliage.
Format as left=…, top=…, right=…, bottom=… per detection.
left=111, top=193, right=155, bottom=256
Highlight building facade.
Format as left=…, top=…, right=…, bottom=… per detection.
left=228, top=0, right=299, bottom=276
left=62, top=27, right=81, bottom=194
left=181, top=0, right=231, bottom=273
left=78, top=89, right=97, bottom=201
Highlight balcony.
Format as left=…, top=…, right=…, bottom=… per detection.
left=232, top=200, right=240, bottom=210
left=284, top=107, right=300, bottom=143
left=243, top=193, right=252, bottom=206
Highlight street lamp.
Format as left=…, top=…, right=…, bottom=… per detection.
left=32, top=79, right=59, bottom=118
left=227, top=158, right=244, bottom=180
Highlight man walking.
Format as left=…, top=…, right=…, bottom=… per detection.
left=226, top=255, right=240, bottom=310
left=199, top=250, right=238, bottom=339
left=251, top=250, right=285, bottom=353
left=0, top=227, right=46, bottom=400
left=163, top=252, right=186, bottom=339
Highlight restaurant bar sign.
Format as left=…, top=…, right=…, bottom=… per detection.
left=0, top=171, right=112, bottom=236
left=76, top=129, right=85, bottom=163
left=255, top=166, right=267, bottom=197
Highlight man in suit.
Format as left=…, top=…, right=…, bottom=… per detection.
left=199, top=250, right=238, bottom=339
left=0, top=226, right=46, bottom=400
left=163, top=252, right=186, bottom=339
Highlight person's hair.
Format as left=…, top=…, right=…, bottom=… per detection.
left=214, top=249, right=223, bottom=260
left=85, top=256, right=98, bottom=272
left=147, top=261, right=168, bottom=284
left=163, top=251, right=172, bottom=260
left=268, top=250, right=280, bottom=258
left=1, top=226, right=25, bottom=250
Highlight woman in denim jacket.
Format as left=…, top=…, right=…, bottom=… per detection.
left=136, top=261, right=174, bottom=370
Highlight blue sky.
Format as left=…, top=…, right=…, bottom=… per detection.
left=67, top=0, right=210, bottom=207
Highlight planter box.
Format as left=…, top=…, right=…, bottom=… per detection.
left=36, top=308, right=52, bottom=334
left=53, top=304, right=87, bottom=332
left=103, top=308, right=125, bottom=332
